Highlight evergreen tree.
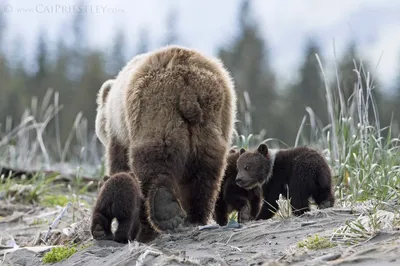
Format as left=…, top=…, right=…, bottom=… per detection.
left=337, top=41, right=385, bottom=126
left=9, top=36, right=29, bottom=117
left=285, top=38, right=326, bottom=142
left=50, top=36, right=74, bottom=141
left=31, top=29, right=50, bottom=99
left=388, top=56, right=400, bottom=130
left=137, top=27, right=150, bottom=54
left=108, top=28, right=127, bottom=76
left=68, top=0, right=87, bottom=81
left=75, top=51, right=107, bottom=132
left=164, top=8, right=179, bottom=45
left=338, top=41, right=360, bottom=102
left=218, top=0, right=277, bottom=137
left=0, top=11, right=11, bottom=122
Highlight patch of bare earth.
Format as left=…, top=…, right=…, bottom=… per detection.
left=1, top=203, right=399, bottom=266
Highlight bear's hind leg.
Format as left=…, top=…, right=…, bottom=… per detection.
left=146, top=175, right=187, bottom=232
left=91, top=211, right=113, bottom=240
left=312, top=170, right=335, bottom=209
left=113, top=218, right=132, bottom=243
left=184, top=145, right=226, bottom=225
left=289, top=188, right=311, bottom=216
left=130, top=137, right=189, bottom=233
left=313, top=188, right=335, bottom=209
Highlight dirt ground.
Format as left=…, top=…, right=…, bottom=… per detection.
left=1, top=199, right=399, bottom=266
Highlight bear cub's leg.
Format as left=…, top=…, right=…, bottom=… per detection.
left=91, top=212, right=113, bottom=241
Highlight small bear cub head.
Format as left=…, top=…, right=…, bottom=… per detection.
left=236, top=143, right=273, bottom=189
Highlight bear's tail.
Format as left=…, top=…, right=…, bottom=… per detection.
left=97, top=79, right=115, bottom=105
left=179, top=90, right=203, bottom=124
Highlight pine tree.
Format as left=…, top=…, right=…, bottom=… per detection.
left=137, top=27, right=150, bottom=54
left=164, top=8, right=179, bottom=45
left=337, top=41, right=385, bottom=126
left=218, top=0, right=277, bottom=137
left=0, top=10, right=11, bottom=122
left=108, top=28, right=127, bottom=76
left=75, top=51, right=107, bottom=132
left=286, top=38, right=326, bottom=138
left=31, top=29, right=50, bottom=99
left=68, top=0, right=87, bottom=81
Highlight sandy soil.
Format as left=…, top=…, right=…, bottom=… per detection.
left=1, top=200, right=399, bottom=266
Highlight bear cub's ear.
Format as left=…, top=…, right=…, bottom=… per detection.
left=239, top=148, right=246, bottom=155
left=257, top=143, right=269, bottom=156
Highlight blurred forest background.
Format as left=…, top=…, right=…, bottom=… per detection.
left=0, top=0, right=399, bottom=151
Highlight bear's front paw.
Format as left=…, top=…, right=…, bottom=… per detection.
left=148, top=187, right=187, bottom=233
left=91, top=223, right=113, bottom=240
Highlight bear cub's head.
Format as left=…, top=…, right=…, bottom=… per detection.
left=236, top=143, right=273, bottom=189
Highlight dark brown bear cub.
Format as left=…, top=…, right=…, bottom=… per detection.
left=237, top=144, right=335, bottom=219
left=91, top=172, right=142, bottom=243
left=214, top=148, right=262, bottom=226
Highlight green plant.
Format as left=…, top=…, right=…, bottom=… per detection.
left=42, top=245, right=78, bottom=264
left=0, top=89, right=104, bottom=183
left=0, top=171, right=61, bottom=204
left=284, top=54, right=400, bottom=204
left=297, top=234, right=336, bottom=250
left=42, top=194, right=70, bottom=207
left=228, top=210, right=238, bottom=222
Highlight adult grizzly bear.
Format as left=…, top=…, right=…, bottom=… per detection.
left=97, top=45, right=237, bottom=240
left=236, top=144, right=335, bottom=219
left=91, top=172, right=142, bottom=243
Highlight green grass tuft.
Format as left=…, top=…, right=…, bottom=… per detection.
left=0, top=172, right=60, bottom=204
left=42, top=245, right=78, bottom=264
left=228, top=211, right=238, bottom=222
left=42, top=194, right=70, bottom=207
left=297, top=234, right=336, bottom=250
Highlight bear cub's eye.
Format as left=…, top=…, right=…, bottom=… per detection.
left=245, top=166, right=250, bottom=170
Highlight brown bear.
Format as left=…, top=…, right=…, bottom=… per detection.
left=236, top=144, right=335, bottom=219
left=91, top=172, right=142, bottom=243
left=96, top=45, right=237, bottom=241
left=214, top=148, right=262, bottom=225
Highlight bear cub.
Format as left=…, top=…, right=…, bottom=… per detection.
left=91, top=172, right=142, bottom=243
left=214, top=148, right=262, bottom=226
left=237, top=144, right=335, bottom=219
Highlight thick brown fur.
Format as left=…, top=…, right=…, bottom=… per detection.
left=95, top=79, right=114, bottom=147
left=237, top=144, right=335, bottom=220
left=214, top=148, right=262, bottom=225
left=97, top=45, right=237, bottom=241
left=91, top=172, right=142, bottom=243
